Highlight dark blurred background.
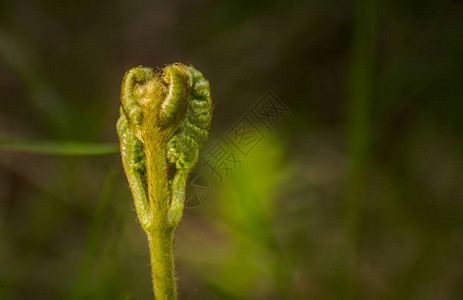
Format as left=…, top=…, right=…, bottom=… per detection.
left=1, top=0, right=463, bottom=299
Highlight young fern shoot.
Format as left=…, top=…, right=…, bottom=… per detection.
left=116, top=63, right=213, bottom=300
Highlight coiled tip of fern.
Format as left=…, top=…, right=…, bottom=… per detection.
left=118, top=63, right=213, bottom=171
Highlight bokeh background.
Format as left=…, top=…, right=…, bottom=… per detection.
left=1, top=0, right=463, bottom=299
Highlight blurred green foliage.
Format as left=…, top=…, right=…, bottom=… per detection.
left=178, top=136, right=291, bottom=299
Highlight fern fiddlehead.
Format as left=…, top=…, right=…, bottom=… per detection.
left=116, top=63, right=213, bottom=299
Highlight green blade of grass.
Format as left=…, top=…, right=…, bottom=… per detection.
left=71, top=169, right=118, bottom=299
left=341, top=0, right=377, bottom=297
left=0, top=139, right=119, bottom=155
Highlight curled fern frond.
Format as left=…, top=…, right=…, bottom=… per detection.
left=166, top=65, right=213, bottom=170
left=116, top=62, right=213, bottom=300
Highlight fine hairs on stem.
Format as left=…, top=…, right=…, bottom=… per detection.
left=116, top=63, right=213, bottom=299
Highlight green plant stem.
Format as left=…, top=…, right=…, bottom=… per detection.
left=148, top=228, right=176, bottom=300
left=144, top=132, right=178, bottom=299
left=343, top=0, right=376, bottom=297
left=145, top=131, right=170, bottom=216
